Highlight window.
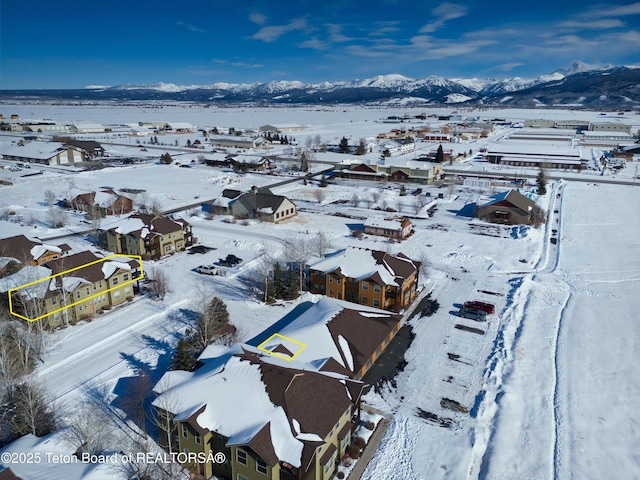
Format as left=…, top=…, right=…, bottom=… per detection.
left=237, top=475, right=248, bottom=480
left=76, top=291, right=81, bottom=299
left=328, top=289, right=333, bottom=295
left=51, top=296, right=57, bottom=305
left=336, top=278, right=341, bottom=285
left=182, top=424, right=188, bottom=437
left=86, top=287, right=90, bottom=295
left=93, top=283, right=97, bottom=290
left=328, top=276, right=333, bottom=284
left=373, top=299, right=380, bottom=308
left=256, top=457, right=268, bottom=475
left=373, top=284, right=381, bottom=293
left=114, top=290, right=121, bottom=300
left=112, top=277, right=119, bottom=285
left=362, top=281, right=369, bottom=291
left=123, top=273, right=129, bottom=281
left=194, top=434, right=201, bottom=445
left=361, top=296, right=368, bottom=304
left=236, top=449, right=247, bottom=466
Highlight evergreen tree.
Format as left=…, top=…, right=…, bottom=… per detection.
left=160, top=152, right=173, bottom=164
left=356, top=139, right=366, bottom=155
left=435, top=144, right=445, bottom=163
left=300, top=151, right=310, bottom=172
left=339, top=136, right=350, bottom=153
left=170, top=338, right=197, bottom=371
left=537, top=167, right=548, bottom=195
left=272, top=262, right=283, bottom=299
left=319, top=174, right=328, bottom=187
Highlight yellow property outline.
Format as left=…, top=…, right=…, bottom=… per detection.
left=257, top=333, right=307, bottom=361
left=8, top=254, right=144, bottom=323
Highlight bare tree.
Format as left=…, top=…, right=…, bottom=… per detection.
left=149, top=268, right=171, bottom=301
left=257, top=242, right=274, bottom=302
left=150, top=198, right=163, bottom=217
left=47, top=206, right=67, bottom=228
left=44, top=190, right=56, bottom=207
left=6, top=380, right=56, bottom=440
left=310, top=231, right=332, bottom=258
left=312, top=189, right=326, bottom=204
left=192, top=296, right=230, bottom=351
left=151, top=378, right=180, bottom=454
left=413, top=195, right=428, bottom=214
left=371, top=190, right=381, bottom=204
left=350, top=192, right=360, bottom=207
left=281, top=236, right=311, bottom=292
left=61, top=398, right=113, bottom=455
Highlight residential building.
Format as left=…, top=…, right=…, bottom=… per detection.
left=204, top=188, right=297, bottom=223
left=364, top=216, right=412, bottom=240
left=308, top=247, right=420, bottom=312
left=68, top=189, right=133, bottom=216
left=1, top=250, right=140, bottom=328
left=0, top=234, right=69, bottom=268
left=153, top=298, right=400, bottom=480
left=476, top=189, right=537, bottom=225
left=98, top=213, right=193, bottom=259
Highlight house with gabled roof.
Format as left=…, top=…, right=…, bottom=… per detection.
left=153, top=297, right=400, bottom=480
left=0, top=234, right=70, bottom=269
left=98, top=213, right=193, bottom=259
left=364, top=215, right=412, bottom=240
left=308, top=247, right=420, bottom=312
left=68, top=189, right=133, bottom=216
left=476, top=189, right=536, bottom=225
left=207, top=188, right=296, bottom=223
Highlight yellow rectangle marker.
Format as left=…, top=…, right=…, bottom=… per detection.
left=8, top=254, right=144, bottom=323
left=257, top=333, right=307, bottom=361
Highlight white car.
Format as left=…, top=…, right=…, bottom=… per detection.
left=196, top=265, right=218, bottom=275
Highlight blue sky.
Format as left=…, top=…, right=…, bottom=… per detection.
left=1, top=0, right=639, bottom=89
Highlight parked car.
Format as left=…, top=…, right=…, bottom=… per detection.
left=463, top=300, right=495, bottom=315
left=226, top=254, right=243, bottom=265
left=458, top=307, right=487, bottom=321
left=550, top=237, right=557, bottom=245
left=196, top=265, right=218, bottom=275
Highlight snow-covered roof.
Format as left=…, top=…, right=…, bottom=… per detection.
left=0, top=265, right=51, bottom=297
left=153, top=348, right=305, bottom=467
left=0, top=141, right=67, bottom=160
left=0, top=431, right=122, bottom=479
left=30, top=243, right=62, bottom=260
left=308, top=247, right=399, bottom=286
left=364, top=215, right=407, bottom=231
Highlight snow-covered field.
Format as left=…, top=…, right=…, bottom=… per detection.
left=0, top=104, right=638, bottom=479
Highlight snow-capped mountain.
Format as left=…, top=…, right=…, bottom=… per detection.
left=2, top=63, right=639, bottom=108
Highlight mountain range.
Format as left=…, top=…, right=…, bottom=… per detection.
left=2, top=62, right=639, bottom=109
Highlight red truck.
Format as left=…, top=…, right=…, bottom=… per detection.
left=463, top=300, right=495, bottom=315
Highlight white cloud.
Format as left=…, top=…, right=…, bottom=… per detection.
left=249, top=12, right=267, bottom=25
left=298, top=37, right=330, bottom=51
left=497, top=62, right=524, bottom=72
left=420, top=2, right=468, bottom=33
left=251, top=17, right=307, bottom=42
left=558, top=19, right=624, bottom=29
left=582, top=2, right=640, bottom=18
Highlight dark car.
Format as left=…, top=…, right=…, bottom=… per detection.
left=458, top=307, right=487, bottom=322
left=463, top=300, right=495, bottom=314
left=226, top=254, right=243, bottom=265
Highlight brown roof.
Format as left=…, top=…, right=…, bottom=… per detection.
left=319, top=443, right=337, bottom=466
left=237, top=351, right=363, bottom=472
left=371, top=250, right=419, bottom=283
left=245, top=422, right=278, bottom=466
left=44, top=250, right=138, bottom=284
left=0, top=234, right=65, bottom=263
left=0, top=468, right=22, bottom=480
left=327, top=308, right=401, bottom=374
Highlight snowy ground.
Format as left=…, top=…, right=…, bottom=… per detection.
left=0, top=104, right=638, bottom=479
